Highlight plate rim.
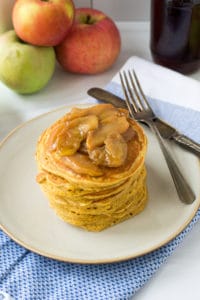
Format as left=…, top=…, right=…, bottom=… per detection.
left=0, top=104, right=200, bottom=264
left=1, top=203, right=200, bottom=264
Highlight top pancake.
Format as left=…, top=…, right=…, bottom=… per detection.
left=36, top=104, right=147, bottom=188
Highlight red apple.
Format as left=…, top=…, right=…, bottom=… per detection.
left=55, top=8, right=121, bottom=74
left=12, top=0, right=75, bottom=47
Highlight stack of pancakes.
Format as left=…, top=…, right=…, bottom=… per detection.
left=36, top=104, right=148, bottom=231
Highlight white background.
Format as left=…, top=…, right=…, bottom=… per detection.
left=0, top=2, right=200, bottom=300
left=74, top=0, right=150, bottom=21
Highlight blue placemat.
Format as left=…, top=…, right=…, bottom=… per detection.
left=0, top=82, right=200, bottom=300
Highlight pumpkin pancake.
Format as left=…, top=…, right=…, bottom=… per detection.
left=36, top=104, right=148, bottom=231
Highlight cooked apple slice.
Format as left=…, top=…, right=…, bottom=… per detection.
left=62, top=153, right=103, bottom=176
left=57, top=115, right=98, bottom=156
left=65, top=104, right=114, bottom=121
left=86, top=116, right=129, bottom=150
left=104, top=133, right=127, bottom=167
left=99, top=107, right=129, bottom=124
left=57, top=127, right=82, bottom=156
left=67, top=115, right=98, bottom=136
left=122, top=126, right=136, bottom=142
left=88, top=133, right=127, bottom=167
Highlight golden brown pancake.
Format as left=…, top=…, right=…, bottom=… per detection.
left=36, top=104, right=148, bottom=231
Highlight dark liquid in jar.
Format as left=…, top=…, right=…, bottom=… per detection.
left=151, top=0, right=200, bottom=73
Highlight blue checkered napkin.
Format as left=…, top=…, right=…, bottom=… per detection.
left=1, top=212, right=200, bottom=300
left=1, top=82, right=200, bottom=300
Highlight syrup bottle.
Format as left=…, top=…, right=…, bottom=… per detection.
left=150, top=0, right=200, bottom=73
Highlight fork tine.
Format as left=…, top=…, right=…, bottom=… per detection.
left=121, top=71, right=139, bottom=112
left=132, top=69, right=151, bottom=110
left=127, top=70, right=145, bottom=111
left=119, top=72, right=136, bottom=117
left=119, top=72, right=131, bottom=113
left=123, top=71, right=138, bottom=110
left=121, top=71, right=143, bottom=113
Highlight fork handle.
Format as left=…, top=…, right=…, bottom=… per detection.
left=147, top=121, right=195, bottom=204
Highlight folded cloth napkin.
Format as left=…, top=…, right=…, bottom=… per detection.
left=0, top=57, right=200, bottom=300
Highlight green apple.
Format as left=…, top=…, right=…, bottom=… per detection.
left=0, top=30, right=56, bottom=94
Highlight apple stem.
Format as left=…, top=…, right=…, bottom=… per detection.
left=90, top=0, right=93, bottom=8
left=86, top=15, right=94, bottom=24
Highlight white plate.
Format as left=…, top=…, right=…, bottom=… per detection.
left=0, top=105, right=200, bottom=264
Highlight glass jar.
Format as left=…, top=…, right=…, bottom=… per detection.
left=150, top=0, right=200, bottom=73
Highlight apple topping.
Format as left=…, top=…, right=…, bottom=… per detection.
left=104, top=134, right=127, bottom=167
left=88, top=134, right=127, bottom=167
left=57, top=127, right=82, bottom=156
left=66, top=114, right=98, bottom=135
left=86, top=116, right=129, bottom=150
left=65, top=104, right=114, bottom=121
left=99, top=107, right=129, bottom=124
left=57, top=115, right=98, bottom=156
left=122, top=126, right=136, bottom=142
left=50, top=104, right=137, bottom=173
left=79, top=141, right=88, bottom=154
left=61, top=153, right=103, bottom=176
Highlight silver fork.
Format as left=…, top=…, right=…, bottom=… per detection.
left=119, top=69, right=195, bottom=204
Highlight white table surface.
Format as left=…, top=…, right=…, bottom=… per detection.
left=1, top=22, right=200, bottom=300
